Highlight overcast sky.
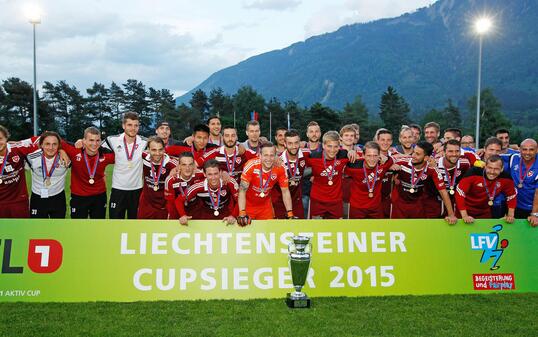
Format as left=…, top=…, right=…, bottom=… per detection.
left=1, top=0, right=436, bottom=97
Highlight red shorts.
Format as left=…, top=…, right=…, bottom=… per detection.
left=381, top=195, right=392, bottom=218
left=0, top=200, right=29, bottom=218
left=342, top=176, right=352, bottom=203
left=349, top=206, right=384, bottom=219
left=422, top=195, right=443, bottom=218
left=391, top=200, right=425, bottom=219
left=273, top=198, right=304, bottom=219
left=137, top=205, right=168, bottom=219
left=309, top=198, right=342, bottom=219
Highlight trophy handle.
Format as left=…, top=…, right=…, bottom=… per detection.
left=288, top=241, right=295, bottom=253
left=306, top=242, right=312, bottom=254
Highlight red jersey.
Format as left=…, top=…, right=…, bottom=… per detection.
left=305, top=150, right=349, bottom=202
left=431, top=155, right=474, bottom=200
left=165, top=142, right=218, bottom=166
left=241, top=158, right=288, bottom=211
left=164, top=170, right=204, bottom=219
left=345, top=157, right=394, bottom=209
left=62, top=142, right=115, bottom=196
left=455, top=167, right=517, bottom=217
left=139, top=153, right=177, bottom=212
left=0, top=143, right=37, bottom=204
left=272, top=149, right=309, bottom=211
left=180, top=179, right=239, bottom=219
left=381, top=153, right=397, bottom=199
left=392, top=159, right=446, bottom=202
left=196, top=145, right=257, bottom=183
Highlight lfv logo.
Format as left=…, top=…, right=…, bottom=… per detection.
left=0, top=239, right=63, bottom=274
left=470, top=225, right=509, bottom=271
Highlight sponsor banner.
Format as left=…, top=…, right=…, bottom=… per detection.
left=0, top=219, right=536, bottom=302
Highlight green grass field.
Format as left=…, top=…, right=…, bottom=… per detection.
left=0, top=294, right=536, bottom=336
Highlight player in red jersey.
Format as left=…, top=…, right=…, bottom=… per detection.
left=207, top=115, right=223, bottom=146
left=375, top=128, right=398, bottom=217
left=391, top=141, right=457, bottom=224
left=164, top=152, right=204, bottom=219
left=394, top=126, right=415, bottom=155
left=196, top=126, right=257, bottom=184
left=274, top=127, right=287, bottom=155
left=305, top=131, right=358, bottom=219
left=423, top=139, right=474, bottom=218
left=137, top=137, right=178, bottom=219
left=0, top=125, right=40, bottom=218
left=62, top=127, right=115, bottom=218
left=178, top=159, right=239, bottom=225
left=456, top=155, right=517, bottom=223
left=340, top=124, right=361, bottom=219
left=346, top=142, right=395, bottom=219
left=166, top=124, right=218, bottom=165
left=237, top=142, right=293, bottom=224
left=300, top=121, right=322, bottom=218
left=272, top=129, right=309, bottom=219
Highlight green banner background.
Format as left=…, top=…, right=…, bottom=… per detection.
left=0, top=219, right=536, bottom=302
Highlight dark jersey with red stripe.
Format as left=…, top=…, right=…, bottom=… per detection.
left=305, top=150, right=349, bottom=202
left=196, top=146, right=257, bottom=184
left=164, top=170, right=204, bottom=219
left=272, top=149, right=310, bottom=207
left=139, top=154, right=177, bottom=212
left=345, top=157, right=394, bottom=209
left=426, top=156, right=474, bottom=203
left=455, top=167, right=517, bottom=216
left=183, top=179, right=239, bottom=219
left=392, top=159, right=445, bottom=202
left=0, top=143, right=37, bottom=204
left=165, top=142, right=218, bottom=166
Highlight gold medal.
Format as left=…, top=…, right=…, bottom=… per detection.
left=153, top=185, right=159, bottom=192
left=518, top=183, right=523, bottom=189
left=0, top=178, right=3, bottom=184
left=259, top=192, right=265, bottom=198
left=289, top=180, right=296, bottom=187
left=45, top=178, right=51, bottom=187
left=328, top=180, right=333, bottom=186
left=449, top=188, right=455, bottom=195
left=214, top=210, right=219, bottom=217
left=89, top=178, right=95, bottom=185
left=368, top=192, right=374, bottom=198
left=488, top=200, right=494, bottom=206
left=409, top=188, right=415, bottom=193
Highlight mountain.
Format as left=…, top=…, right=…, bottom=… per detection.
left=178, top=0, right=538, bottom=116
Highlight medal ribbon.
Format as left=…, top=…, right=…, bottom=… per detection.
left=410, top=162, right=428, bottom=188
left=191, top=144, right=206, bottom=157
left=151, top=159, right=165, bottom=187
left=225, top=148, right=237, bottom=174
left=208, top=184, right=222, bottom=211
left=363, top=163, right=379, bottom=192
left=123, top=136, right=136, bottom=162
left=285, top=152, right=298, bottom=180
left=0, top=148, right=9, bottom=176
left=482, top=174, right=498, bottom=203
left=323, top=153, right=337, bottom=181
left=41, top=153, right=60, bottom=181
left=83, top=150, right=99, bottom=179
left=518, top=158, right=535, bottom=186
left=259, top=165, right=272, bottom=194
left=443, top=159, right=459, bottom=191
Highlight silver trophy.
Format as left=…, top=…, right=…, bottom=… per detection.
left=286, top=235, right=312, bottom=308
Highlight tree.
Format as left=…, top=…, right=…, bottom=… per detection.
left=208, top=88, right=234, bottom=127
left=233, top=86, right=266, bottom=140
left=467, top=88, right=511, bottom=147
left=308, top=103, right=341, bottom=132
left=265, top=97, right=286, bottom=138
left=443, top=99, right=462, bottom=130
left=175, top=103, right=200, bottom=140
left=379, top=86, right=410, bottom=136
left=0, top=78, right=34, bottom=139
left=420, top=108, right=444, bottom=129
left=190, top=89, right=210, bottom=122
left=341, top=95, right=369, bottom=126
left=123, top=79, right=150, bottom=134
left=86, top=82, right=111, bottom=130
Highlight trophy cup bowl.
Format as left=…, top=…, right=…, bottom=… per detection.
left=286, top=235, right=312, bottom=308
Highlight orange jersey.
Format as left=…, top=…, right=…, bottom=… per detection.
left=241, top=159, right=288, bottom=211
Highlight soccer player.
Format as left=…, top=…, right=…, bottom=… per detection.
left=196, top=126, right=257, bottom=184
left=350, top=123, right=363, bottom=151
left=503, top=138, right=538, bottom=226
left=167, top=124, right=218, bottom=165
left=0, top=125, right=40, bottom=218
left=340, top=124, right=360, bottom=219
left=443, top=128, right=462, bottom=142
left=241, top=120, right=263, bottom=154
left=272, top=129, right=309, bottom=219
left=375, top=128, right=396, bottom=217
left=346, top=142, right=394, bottom=218
left=301, top=121, right=322, bottom=218
left=164, top=152, right=204, bottom=219
left=306, top=131, right=353, bottom=219
left=461, top=135, right=476, bottom=152
left=394, top=126, right=414, bottom=155
left=62, top=127, right=115, bottom=219
left=423, top=140, right=473, bottom=218
left=156, top=121, right=181, bottom=146
left=391, top=141, right=457, bottom=223
left=104, top=112, right=148, bottom=219
left=495, top=128, right=519, bottom=155
left=423, top=122, right=440, bottom=144
left=137, top=137, right=178, bottom=219
left=207, top=115, right=223, bottom=146
left=456, top=155, right=516, bottom=223
left=178, top=159, right=238, bottom=225
left=274, top=127, right=287, bottom=155
left=27, top=131, right=70, bottom=218
left=409, top=124, right=422, bottom=144
left=479, top=137, right=506, bottom=218
left=237, top=142, right=293, bottom=224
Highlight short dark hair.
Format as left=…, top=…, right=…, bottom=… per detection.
left=193, top=124, right=210, bottom=135
left=203, top=159, right=220, bottom=171
left=275, top=127, right=288, bottom=135
left=178, top=152, right=194, bottom=162
left=222, top=126, right=236, bottom=133
left=147, top=136, right=165, bottom=148
left=444, top=128, right=462, bottom=139
left=123, top=112, right=139, bottom=123
left=376, top=128, right=393, bottom=139
left=260, top=141, right=275, bottom=152
left=486, top=154, right=504, bottom=167
left=206, top=115, right=221, bottom=125
left=416, top=141, right=434, bottom=156
left=39, top=131, right=61, bottom=147
left=0, top=125, right=11, bottom=139
left=285, top=129, right=300, bottom=139
left=443, top=139, right=461, bottom=150
left=424, top=122, right=440, bottom=132
left=484, top=137, right=503, bottom=149
left=245, top=120, right=260, bottom=130
left=409, top=124, right=422, bottom=133
left=495, top=128, right=510, bottom=136
left=364, top=141, right=381, bottom=153
left=84, top=127, right=101, bottom=138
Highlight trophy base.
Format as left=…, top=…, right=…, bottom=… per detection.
left=286, top=293, right=311, bottom=308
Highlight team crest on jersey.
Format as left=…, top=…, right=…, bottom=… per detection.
left=12, top=155, right=20, bottom=163
left=271, top=174, right=277, bottom=180
left=219, top=190, right=227, bottom=197
left=75, top=154, right=82, bottom=161
left=300, top=161, right=305, bottom=168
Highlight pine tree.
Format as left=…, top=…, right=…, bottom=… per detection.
left=443, top=99, right=462, bottom=130
left=308, top=103, right=341, bottom=132
left=467, top=88, right=511, bottom=147
left=379, top=86, right=410, bottom=136
left=341, top=95, right=369, bottom=126
left=190, top=89, right=210, bottom=122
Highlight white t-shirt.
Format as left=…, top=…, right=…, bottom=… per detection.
left=26, top=149, right=69, bottom=198
left=103, top=133, right=148, bottom=190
